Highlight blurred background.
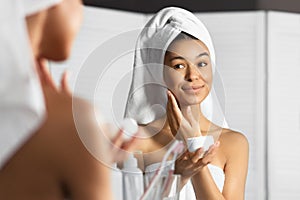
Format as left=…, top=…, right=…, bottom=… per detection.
left=49, top=0, right=300, bottom=199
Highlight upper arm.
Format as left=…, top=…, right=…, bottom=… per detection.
left=222, top=132, right=249, bottom=199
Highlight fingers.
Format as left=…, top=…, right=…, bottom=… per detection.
left=201, top=141, right=220, bottom=164
left=182, top=106, right=200, bottom=135
left=175, top=141, right=220, bottom=178
left=190, top=141, right=220, bottom=165
left=185, top=106, right=193, bottom=125
left=61, top=71, right=72, bottom=95
left=191, top=148, right=205, bottom=163
left=111, top=128, right=124, bottom=149
left=36, top=58, right=57, bottom=90
left=110, top=128, right=140, bottom=163
left=36, top=59, right=46, bottom=86
left=167, top=91, right=201, bottom=138
left=121, top=130, right=140, bottom=152
left=167, top=90, right=182, bottom=121
left=36, top=58, right=72, bottom=95
left=177, top=150, right=189, bottom=161
left=111, top=128, right=140, bottom=151
left=167, top=90, right=188, bottom=139
left=206, top=141, right=220, bottom=155
left=185, top=106, right=199, bottom=131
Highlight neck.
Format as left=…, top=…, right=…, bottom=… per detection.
left=182, top=104, right=212, bottom=134
left=181, top=104, right=201, bottom=119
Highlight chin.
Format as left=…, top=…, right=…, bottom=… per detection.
left=41, top=49, right=71, bottom=62
left=178, top=94, right=207, bottom=106
left=178, top=98, right=201, bottom=107
left=51, top=52, right=70, bottom=61
left=39, top=39, right=73, bottom=62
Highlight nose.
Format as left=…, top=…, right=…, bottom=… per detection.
left=185, top=64, right=203, bottom=82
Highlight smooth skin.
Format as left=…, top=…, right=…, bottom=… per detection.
left=133, top=38, right=249, bottom=199
left=0, top=1, right=138, bottom=199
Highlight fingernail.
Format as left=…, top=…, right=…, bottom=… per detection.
left=66, top=70, right=72, bottom=77
left=198, top=151, right=204, bottom=159
left=187, top=106, right=191, bottom=113
left=167, top=90, right=171, bottom=97
left=198, top=147, right=204, bottom=153
left=215, top=141, right=220, bottom=147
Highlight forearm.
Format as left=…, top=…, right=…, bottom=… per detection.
left=191, top=166, right=225, bottom=200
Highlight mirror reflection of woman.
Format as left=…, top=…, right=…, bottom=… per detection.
left=125, top=7, right=249, bottom=199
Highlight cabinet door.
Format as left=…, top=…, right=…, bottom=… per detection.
left=268, top=11, right=300, bottom=200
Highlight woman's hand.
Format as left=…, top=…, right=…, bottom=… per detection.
left=166, top=90, right=201, bottom=141
left=175, top=141, right=220, bottom=181
left=167, top=90, right=220, bottom=182
left=104, top=125, right=140, bottom=164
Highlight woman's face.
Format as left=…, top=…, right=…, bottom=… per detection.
left=164, top=38, right=212, bottom=106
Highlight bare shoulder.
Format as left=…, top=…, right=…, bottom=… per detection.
left=220, top=129, right=248, bottom=145
left=219, top=129, right=249, bottom=157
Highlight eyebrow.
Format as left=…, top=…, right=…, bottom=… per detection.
left=197, top=52, right=209, bottom=58
left=169, top=52, right=209, bottom=62
left=169, top=56, right=185, bottom=62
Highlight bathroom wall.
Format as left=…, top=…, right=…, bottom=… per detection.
left=267, top=11, right=300, bottom=199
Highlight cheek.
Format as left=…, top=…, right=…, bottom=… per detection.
left=201, top=67, right=213, bottom=88
left=163, top=68, right=183, bottom=91
left=205, top=73, right=213, bottom=89
left=68, top=5, right=83, bottom=36
left=60, top=0, right=83, bottom=34
left=40, top=4, right=82, bottom=61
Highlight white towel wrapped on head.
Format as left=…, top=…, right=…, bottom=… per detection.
left=124, top=7, right=228, bottom=128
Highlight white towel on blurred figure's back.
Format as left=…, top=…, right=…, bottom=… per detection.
left=0, top=0, right=60, bottom=169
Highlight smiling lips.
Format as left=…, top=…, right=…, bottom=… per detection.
left=182, top=85, right=205, bottom=93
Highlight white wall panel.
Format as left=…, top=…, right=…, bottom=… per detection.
left=267, top=11, right=300, bottom=200
left=196, top=12, right=267, bottom=200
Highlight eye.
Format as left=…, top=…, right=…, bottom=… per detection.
left=197, top=62, right=207, bottom=68
left=173, top=64, right=185, bottom=69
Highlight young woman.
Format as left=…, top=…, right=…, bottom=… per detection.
left=125, top=7, right=249, bottom=199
